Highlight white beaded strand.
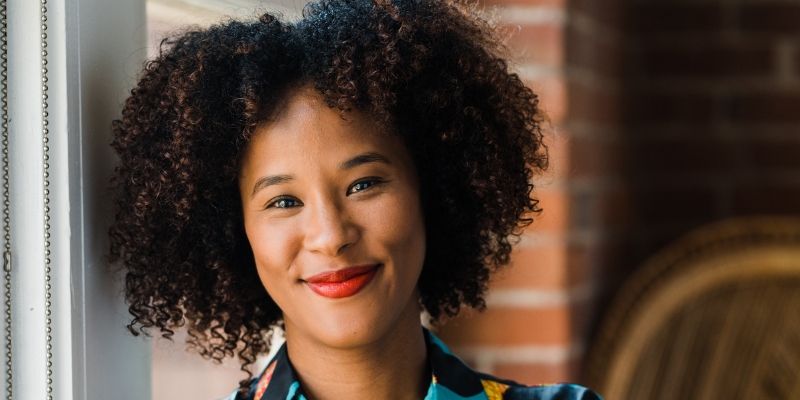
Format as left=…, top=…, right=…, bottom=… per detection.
left=0, top=0, right=10, bottom=398
left=0, top=0, right=9, bottom=400
left=41, top=0, right=53, bottom=399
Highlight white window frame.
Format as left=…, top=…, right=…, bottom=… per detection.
left=8, top=0, right=150, bottom=398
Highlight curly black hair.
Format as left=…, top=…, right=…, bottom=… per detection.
left=108, top=0, right=546, bottom=391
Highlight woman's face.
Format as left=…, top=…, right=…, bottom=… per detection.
left=238, top=89, right=426, bottom=349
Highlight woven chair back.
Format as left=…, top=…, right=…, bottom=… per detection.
left=587, top=217, right=800, bottom=400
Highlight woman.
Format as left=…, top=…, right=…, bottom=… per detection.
left=109, top=0, right=601, bottom=399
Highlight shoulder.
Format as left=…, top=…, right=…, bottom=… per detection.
left=477, top=374, right=602, bottom=400
left=426, top=329, right=601, bottom=400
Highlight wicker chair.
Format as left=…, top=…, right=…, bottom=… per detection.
left=587, top=217, right=800, bottom=400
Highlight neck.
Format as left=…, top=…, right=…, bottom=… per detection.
left=284, top=299, right=429, bottom=400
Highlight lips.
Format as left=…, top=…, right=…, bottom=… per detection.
left=305, top=264, right=380, bottom=298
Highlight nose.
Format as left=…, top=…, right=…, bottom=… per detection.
left=302, top=198, right=359, bottom=256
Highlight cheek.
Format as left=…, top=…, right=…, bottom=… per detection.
left=244, top=218, right=302, bottom=296
left=368, top=191, right=426, bottom=277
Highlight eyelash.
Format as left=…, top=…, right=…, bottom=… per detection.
left=265, top=178, right=384, bottom=209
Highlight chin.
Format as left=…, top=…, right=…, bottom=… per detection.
left=307, top=307, right=391, bottom=349
left=294, top=283, right=420, bottom=350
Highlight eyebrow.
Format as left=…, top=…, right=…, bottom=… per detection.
left=251, top=174, right=293, bottom=197
left=250, top=152, right=392, bottom=198
left=339, top=152, right=392, bottom=170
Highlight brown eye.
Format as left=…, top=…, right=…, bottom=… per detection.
left=349, top=182, right=371, bottom=194
left=347, top=179, right=382, bottom=195
left=267, top=196, right=302, bottom=209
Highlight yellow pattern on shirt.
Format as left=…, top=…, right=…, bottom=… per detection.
left=481, top=379, right=509, bottom=400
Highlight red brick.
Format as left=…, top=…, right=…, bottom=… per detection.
left=492, top=359, right=580, bottom=385
left=566, top=299, right=597, bottom=340
left=566, top=25, right=623, bottom=77
left=740, top=4, right=800, bottom=34
left=749, top=140, right=800, bottom=169
left=525, top=78, right=567, bottom=124
left=733, top=185, right=800, bottom=215
left=533, top=128, right=571, bottom=181
left=568, top=83, right=621, bottom=125
left=730, top=93, right=800, bottom=122
left=494, top=242, right=600, bottom=290
left=593, top=241, right=633, bottom=282
left=526, top=189, right=570, bottom=233
left=568, top=0, right=624, bottom=28
left=629, top=4, right=722, bottom=33
left=642, top=46, right=773, bottom=78
left=508, top=23, right=564, bottom=66
left=569, top=191, right=596, bottom=230
left=637, top=188, right=717, bottom=223
left=494, top=245, right=568, bottom=289
left=596, top=189, right=632, bottom=231
left=570, top=136, right=628, bottom=178
left=566, top=244, right=593, bottom=286
left=628, top=93, right=715, bottom=123
left=569, top=188, right=634, bottom=233
left=634, top=139, right=738, bottom=173
left=439, top=307, right=573, bottom=346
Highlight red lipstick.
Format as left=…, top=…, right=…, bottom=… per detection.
left=305, top=264, right=379, bottom=298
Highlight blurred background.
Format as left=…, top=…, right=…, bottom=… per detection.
left=147, top=0, right=800, bottom=398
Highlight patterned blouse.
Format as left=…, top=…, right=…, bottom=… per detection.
left=223, top=329, right=602, bottom=400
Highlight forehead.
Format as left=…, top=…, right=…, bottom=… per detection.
left=240, top=89, right=408, bottom=176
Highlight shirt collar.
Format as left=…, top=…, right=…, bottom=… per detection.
left=248, top=328, right=491, bottom=400
left=424, top=331, right=488, bottom=400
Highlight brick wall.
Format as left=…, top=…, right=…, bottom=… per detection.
left=441, top=0, right=800, bottom=387
left=626, top=0, right=800, bottom=266
left=438, top=0, right=628, bottom=385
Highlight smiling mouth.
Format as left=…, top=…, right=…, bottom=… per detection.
left=305, top=264, right=380, bottom=299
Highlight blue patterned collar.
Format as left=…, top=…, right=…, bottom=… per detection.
left=227, top=328, right=601, bottom=400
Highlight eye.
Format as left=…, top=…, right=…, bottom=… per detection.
left=347, top=179, right=381, bottom=195
left=267, top=196, right=302, bottom=209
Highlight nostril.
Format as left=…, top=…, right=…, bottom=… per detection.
left=336, top=242, right=352, bottom=254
